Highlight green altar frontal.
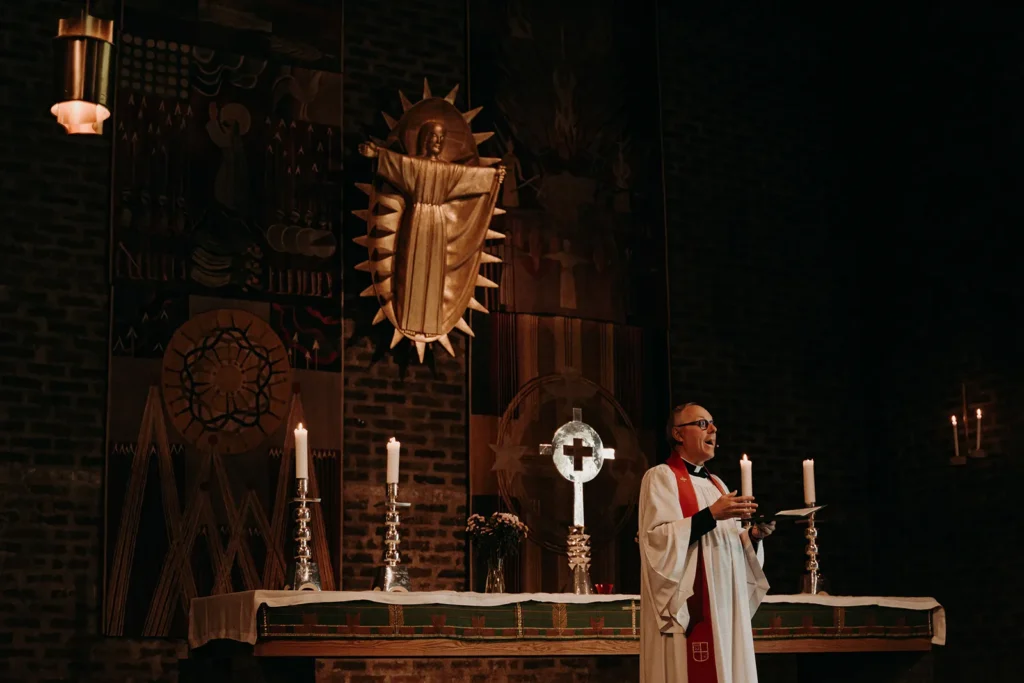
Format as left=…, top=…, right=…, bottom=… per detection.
left=259, top=599, right=640, bottom=640
left=257, top=597, right=935, bottom=645
left=752, top=601, right=934, bottom=642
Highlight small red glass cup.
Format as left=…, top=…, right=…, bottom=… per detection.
left=593, top=583, right=615, bottom=595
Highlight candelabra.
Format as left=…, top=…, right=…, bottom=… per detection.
left=566, top=525, right=594, bottom=595
left=372, top=482, right=412, bottom=592
left=797, top=508, right=826, bottom=595
left=287, top=478, right=322, bottom=591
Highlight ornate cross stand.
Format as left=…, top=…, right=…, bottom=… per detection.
left=539, top=408, right=615, bottom=595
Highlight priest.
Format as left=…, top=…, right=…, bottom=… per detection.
left=639, top=403, right=774, bottom=683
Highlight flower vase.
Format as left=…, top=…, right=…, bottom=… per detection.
left=485, top=556, right=506, bottom=593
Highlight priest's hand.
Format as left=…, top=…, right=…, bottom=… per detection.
left=750, top=521, right=776, bottom=541
left=709, top=492, right=757, bottom=520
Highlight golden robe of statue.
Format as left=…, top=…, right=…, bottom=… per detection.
left=359, top=118, right=504, bottom=344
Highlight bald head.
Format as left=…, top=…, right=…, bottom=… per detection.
left=666, top=403, right=718, bottom=464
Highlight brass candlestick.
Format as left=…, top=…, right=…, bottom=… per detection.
left=287, top=477, right=322, bottom=591
left=373, top=482, right=412, bottom=592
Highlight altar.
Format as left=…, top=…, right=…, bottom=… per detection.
left=184, top=590, right=945, bottom=682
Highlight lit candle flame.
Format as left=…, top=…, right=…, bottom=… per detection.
left=741, top=453, right=749, bottom=461
left=388, top=436, right=397, bottom=444
left=951, top=415, right=957, bottom=426
left=296, top=422, right=304, bottom=430
left=976, top=408, right=982, bottom=419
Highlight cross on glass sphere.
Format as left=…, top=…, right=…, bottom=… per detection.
left=539, top=408, right=615, bottom=527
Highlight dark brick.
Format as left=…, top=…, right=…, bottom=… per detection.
left=372, top=392, right=407, bottom=404
left=410, top=394, right=444, bottom=408
left=414, top=449, right=447, bottom=459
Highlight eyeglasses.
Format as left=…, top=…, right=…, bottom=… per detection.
left=674, top=419, right=715, bottom=431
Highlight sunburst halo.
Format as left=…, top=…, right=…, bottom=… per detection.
left=352, top=79, right=506, bottom=363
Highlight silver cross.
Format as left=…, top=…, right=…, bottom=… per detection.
left=539, top=408, right=616, bottom=527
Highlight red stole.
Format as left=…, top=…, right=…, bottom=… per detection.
left=666, top=454, right=725, bottom=683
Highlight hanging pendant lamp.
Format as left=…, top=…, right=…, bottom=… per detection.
left=51, top=11, right=115, bottom=135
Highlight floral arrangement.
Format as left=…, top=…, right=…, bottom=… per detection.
left=466, top=512, right=529, bottom=561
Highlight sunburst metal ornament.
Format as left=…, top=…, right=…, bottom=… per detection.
left=354, top=78, right=506, bottom=363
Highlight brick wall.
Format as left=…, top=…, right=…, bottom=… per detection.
left=658, top=2, right=874, bottom=596
left=317, top=656, right=638, bottom=683
left=856, top=6, right=1023, bottom=681
left=340, top=326, right=469, bottom=591
left=340, top=0, right=472, bottom=595
left=659, top=3, right=1022, bottom=681
left=0, top=1, right=185, bottom=681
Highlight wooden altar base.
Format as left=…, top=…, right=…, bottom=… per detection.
left=182, top=640, right=935, bottom=683
left=247, top=635, right=932, bottom=658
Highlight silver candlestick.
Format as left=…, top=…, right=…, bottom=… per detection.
left=373, top=482, right=412, bottom=592
left=287, top=477, right=322, bottom=591
left=798, top=507, right=825, bottom=595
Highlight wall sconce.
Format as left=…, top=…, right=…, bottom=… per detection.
left=949, top=382, right=988, bottom=466
left=52, top=10, right=115, bottom=135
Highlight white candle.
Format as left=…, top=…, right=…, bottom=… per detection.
left=740, top=454, right=753, bottom=498
left=294, top=423, right=309, bottom=479
left=975, top=409, right=982, bottom=451
left=802, top=459, right=816, bottom=506
left=951, top=416, right=960, bottom=458
left=386, top=437, right=401, bottom=484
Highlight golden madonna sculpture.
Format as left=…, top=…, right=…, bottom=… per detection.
left=354, top=78, right=507, bottom=362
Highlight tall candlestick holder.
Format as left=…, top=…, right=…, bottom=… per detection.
left=372, top=482, right=412, bottom=592
left=287, top=478, right=322, bottom=591
left=797, top=506, right=826, bottom=595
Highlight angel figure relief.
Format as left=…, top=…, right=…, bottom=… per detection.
left=354, top=79, right=507, bottom=362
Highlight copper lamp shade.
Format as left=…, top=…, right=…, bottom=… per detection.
left=52, top=13, right=114, bottom=135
